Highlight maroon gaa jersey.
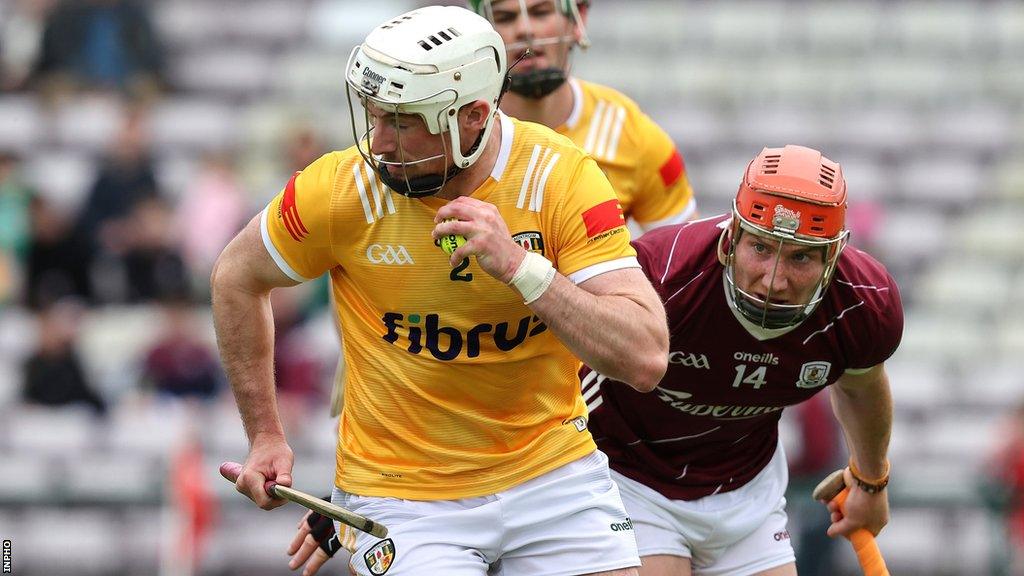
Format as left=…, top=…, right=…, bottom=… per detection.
left=583, top=215, right=903, bottom=500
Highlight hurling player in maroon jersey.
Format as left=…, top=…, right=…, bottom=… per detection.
left=581, top=145, right=902, bottom=576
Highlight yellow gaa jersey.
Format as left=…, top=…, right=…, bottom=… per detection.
left=558, top=78, right=696, bottom=229
left=262, top=113, right=638, bottom=500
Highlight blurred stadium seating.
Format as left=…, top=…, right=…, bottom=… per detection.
left=1, top=0, right=1021, bottom=574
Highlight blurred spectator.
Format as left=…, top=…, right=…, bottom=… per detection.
left=174, top=151, right=248, bottom=288
left=75, top=108, right=159, bottom=257
left=32, top=0, right=165, bottom=101
left=788, top=393, right=844, bottom=576
left=0, top=150, right=34, bottom=301
left=25, top=195, right=91, bottom=308
left=986, top=402, right=1024, bottom=575
left=141, top=301, right=222, bottom=400
left=118, top=196, right=190, bottom=302
left=0, top=151, right=33, bottom=259
left=72, top=109, right=190, bottom=303
left=0, top=0, right=55, bottom=91
left=22, top=299, right=107, bottom=415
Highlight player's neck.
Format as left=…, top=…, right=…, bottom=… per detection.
left=499, top=79, right=574, bottom=130
left=434, top=116, right=502, bottom=200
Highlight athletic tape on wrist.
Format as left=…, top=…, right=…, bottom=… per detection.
left=509, top=252, right=556, bottom=304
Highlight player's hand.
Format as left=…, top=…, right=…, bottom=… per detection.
left=236, top=433, right=294, bottom=510
left=434, top=196, right=526, bottom=282
left=287, top=508, right=342, bottom=576
left=826, top=468, right=889, bottom=538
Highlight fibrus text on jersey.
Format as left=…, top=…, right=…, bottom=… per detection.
left=382, top=313, right=547, bottom=360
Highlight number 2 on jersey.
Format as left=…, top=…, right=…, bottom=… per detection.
left=450, top=257, right=473, bottom=282
left=732, top=364, right=768, bottom=389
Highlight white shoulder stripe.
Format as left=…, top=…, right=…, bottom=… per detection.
left=260, top=207, right=310, bottom=283
left=594, top=104, right=625, bottom=160
left=802, top=301, right=866, bottom=345
left=569, top=256, right=641, bottom=285
left=584, top=100, right=606, bottom=152
left=366, top=165, right=396, bottom=217
left=660, top=227, right=687, bottom=284
left=353, top=163, right=374, bottom=224
left=354, top=162, right=396, bottom=224
left=835, top=278, right=890, bottom=292
left=518, top=146, right=559, bottom=213
left=664, top=270, right=706, bottom=304
left=530, top=152, right=560, bottom=212
left=593, top=102, right=617, bottom=158
left=517, top=144, right=542, bottom=209
left=604, top=106, right=627, bottom=160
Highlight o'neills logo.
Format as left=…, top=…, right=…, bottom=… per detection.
left=656, top=387, right=783, bottom=420
left=610, top=518, right=633, bottom=532
left=734, top=351, right=780, bottom=365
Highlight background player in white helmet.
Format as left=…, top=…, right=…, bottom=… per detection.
left=582, top=144, right=901, bottom=575
left=213, top=5, right=667, bottom=576
left=470, top=0, right=699, bottom=232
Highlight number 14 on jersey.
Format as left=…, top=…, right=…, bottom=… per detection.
left=732, top=364, right=768, bottom=389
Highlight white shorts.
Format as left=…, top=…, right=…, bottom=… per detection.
left=333, top=450, right=640, bottom=576
left=612, top=444, right=795, bottom=576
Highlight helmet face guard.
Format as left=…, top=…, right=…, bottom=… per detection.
left=346, top=78, right=462, bottom=198
left=343, top=7, right=506, bottom=197
left=721, top=145, right=850, bottom=329
left=470, top=0, right=590, bottom=99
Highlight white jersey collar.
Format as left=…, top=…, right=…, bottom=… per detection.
left=490, top=111, right=514, bottom=182
left=565, top=77, right=583, bottom=130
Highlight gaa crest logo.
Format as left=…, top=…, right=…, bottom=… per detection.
left=512, top=231, right=545, bottom=255
left=364, top=538, right=396, bottom=575
left=796, top=361, right=831, bottom=388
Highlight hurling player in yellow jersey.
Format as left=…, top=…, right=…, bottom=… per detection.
left=471, top=0, right=698, bottom=231
left=211, top=5, right=668, bottom=576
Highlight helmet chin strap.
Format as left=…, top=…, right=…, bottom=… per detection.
left=379, top=123, right=489, bottom=198
left=508, top=68, right=567, bottom=99
left=379, top=163, right=463, bottom=198
left=732, top=291, right=810, bottom=329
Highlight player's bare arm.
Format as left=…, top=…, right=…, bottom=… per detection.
left=436, top=198, right=668, bottom=392
left=827, top=363, right=893, bottom=537
left=531, top=267, right=667, bottom=392
left=211, top=214, right=300, bottom=509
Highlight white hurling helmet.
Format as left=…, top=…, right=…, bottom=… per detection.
left=345, top=6, right=507, bottom=197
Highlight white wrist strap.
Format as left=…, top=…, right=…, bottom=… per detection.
left=509, top=252, right=556, bottom=304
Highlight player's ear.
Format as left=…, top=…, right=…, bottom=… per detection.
left=460, top=100, right=492, bottom=131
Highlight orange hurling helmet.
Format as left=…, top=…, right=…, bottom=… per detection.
left=722, top=145, right=850, bottom=328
